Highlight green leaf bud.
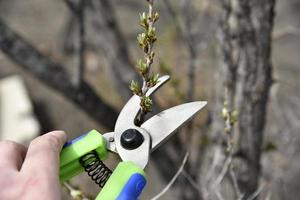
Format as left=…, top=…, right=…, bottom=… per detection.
left=139, top=12, right=148, bottom=29
left=222, top=107, right=228, bottom=119
left=153, top=12, right=159, bottom=22
left=129, top=80, right=142, bottom=96
left=136, top=59, right=148, bottom=75
left=147, top=73, right=159, bottom=87
left=140, top=96, right=153, bottom=112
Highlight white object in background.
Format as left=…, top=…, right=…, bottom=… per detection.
left=0, top=75, right=40, bottom=143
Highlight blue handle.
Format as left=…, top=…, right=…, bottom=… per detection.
left=116, top=174, right=147, bottom=200
left=63, top=132, right=88, bottom=148
left=96, top=161, right=146, bottom=200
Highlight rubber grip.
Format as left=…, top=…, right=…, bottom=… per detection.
left=59, top=130, right=108, bottom=181
left=116, top=173, right=146, bottom=200
left=96, top=161, right=146, bottom=200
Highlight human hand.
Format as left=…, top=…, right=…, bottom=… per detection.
left=0, top=131, right=67, bottom=200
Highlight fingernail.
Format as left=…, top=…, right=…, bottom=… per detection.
left=48, top=130, right=67, bottom=142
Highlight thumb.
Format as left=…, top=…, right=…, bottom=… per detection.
left=21, top=131, right=67, bottom=176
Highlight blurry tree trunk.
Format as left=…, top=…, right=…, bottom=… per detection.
left=212, top=0, right=275, bottom=198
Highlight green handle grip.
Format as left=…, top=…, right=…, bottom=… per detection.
left=60, top=131, right=147, bottom=200
left=59, top=130, right=108, bottom=181
left=96, top=161, right=146, bottom=200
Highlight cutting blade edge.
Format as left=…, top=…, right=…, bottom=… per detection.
left=114, top=75, right=170, bottom=133
left=141, top=101, right=207, bottom=151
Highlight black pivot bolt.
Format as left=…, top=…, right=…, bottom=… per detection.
left=121, top=129, right=144, bottom=150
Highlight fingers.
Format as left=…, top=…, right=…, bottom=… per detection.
left=0, top=140, right=27, bottom=171
left=21, top=131, right=67, bottom=177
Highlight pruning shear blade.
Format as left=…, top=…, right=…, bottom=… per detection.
left=114, top=75, right=170, bottom=133
left=104, top=75, right=207, bottom=169
left=141, top=101, right=207, bottom=151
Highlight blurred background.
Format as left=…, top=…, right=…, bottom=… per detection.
left=0, top=0, right=299, bottom=199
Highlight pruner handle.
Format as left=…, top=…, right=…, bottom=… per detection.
left=96, top=161, right=147, bottom=200
left=59, top=131, right=146, bottom=200
left=59, top=130, right=108, bottom=181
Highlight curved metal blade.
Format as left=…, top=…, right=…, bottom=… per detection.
left=113, top=75, right=170, bottom=168
left=114, top=75, right=170, bottom=133
left=141, top=101, right=207, bottom=151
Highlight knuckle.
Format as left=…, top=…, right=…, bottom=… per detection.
left=0, top=140, right=20, bottom=151
left=46, top=134, right=62, bottom=150
left=29, top=136, right=43, bottom=148
left=31, top=134, right=61, bottom=153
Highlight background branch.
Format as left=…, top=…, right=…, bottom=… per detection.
left=162, top=0, right=209, bottom=199
left=64, top=0, right=86, bottom=87
left=77, top=0, right=86, bottom=87
left=0, top=17, right=118, bottom=130
left=151, top=152, right=189, bottom=200
left=272, top=25, right=300, bottom=40
left=62, top=0, right=140, bottom=99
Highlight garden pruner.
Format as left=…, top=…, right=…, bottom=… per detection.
left=59, top=75, right=207, bottom=200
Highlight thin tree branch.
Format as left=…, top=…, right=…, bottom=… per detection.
left=64, top=0, right=86, bottom=87
left=90, top=0, right=139, bottom=100
left=182, top=170, right=202, bottom=193
left=162, top=2, right=206, bottom=199
left=64, top=0, right=79, bottom=14
left=215, top=190, right=225, bottom=200
left=0, top=17, right=118, bottom=129
left=211, top=154, right=232, bottom=189
left=205, top=145, right=222, bottom=184
left=162, top=0, right=198, bottom=102
left=247, top=183, right=266, bottom=200
left=264, top=189, right=272, bottom=200
left=229, top=167, right=243, bottom=200
left=63, top=0, right=86, bottom=87
left=77, top=0, right=86, bottom=87
left=61, top=0, right=140, bottom=99
left=63, top=182, right=90, bottom=200
left=150, top=152, right=189, bottom=200
left=273, top=26, right=300, bottom=40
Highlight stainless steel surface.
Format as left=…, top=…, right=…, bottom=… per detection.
left=141, top=101, right=207, bottom=151
left=115, top=126, right=151, bottom=169
left=113, top=75, right=170, bottom=168
left=114, top=75, right=170, bottom=133
left=145, top=75, right=170, bottom=96
left=105, top=75, right=207, bottom=169
left=102, top=132, right=117, bottom=153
